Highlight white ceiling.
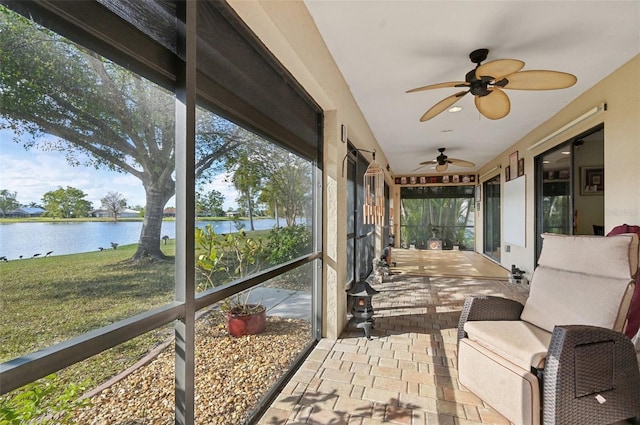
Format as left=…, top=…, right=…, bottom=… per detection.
left=304, top=1, right=640, bottom=175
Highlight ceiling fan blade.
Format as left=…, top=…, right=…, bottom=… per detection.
left=420, top=91, right=468, bottom=121
left=418, top=160, right=437, bottom=165
left=448, top=158, right=475, bottom=167
left=435, top=163, right=448, bottom=172
left=501, top=70, right=577, bottom=90
left=406, top=81, right=467, bottom=93
left=476, top=59, right=524, bottom=80
left=475, top=88, right=510, bottom=120
left=411, top=164, right=429, bottom=172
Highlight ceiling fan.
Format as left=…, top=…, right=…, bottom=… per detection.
left=416, top=148, right=475, bottom=172
left=406, top=48, right=577, bottom=121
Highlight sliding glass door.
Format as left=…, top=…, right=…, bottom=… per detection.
left=534, top=125, right=604, bottom=261
left=483, top=174, right=501, bottom=261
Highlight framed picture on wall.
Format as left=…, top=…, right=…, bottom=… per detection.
left=509, top=151, right=518, bottom=174
left=580, top=166, right=604, bottom=195
left=505, top=166, right=511, bottom=181
left=517, top=158, right=524, bottom=177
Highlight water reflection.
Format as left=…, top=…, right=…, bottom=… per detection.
left=0, top=218, right=290, bottom=260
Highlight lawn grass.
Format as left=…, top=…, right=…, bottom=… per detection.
left=0, top=227, right=276, bottom=397
left=0, top=242, right=179, bottom=399
left=0, top=242, right=176, bottom=363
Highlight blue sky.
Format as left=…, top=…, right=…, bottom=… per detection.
left=0, top=129, right=239, bottom=210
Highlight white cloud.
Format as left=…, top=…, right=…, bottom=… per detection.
left=201, top=173, right=239, bottom=210
left=1, top=144, right=146, bottom=207
left=1, top=139, right=238, bottom=210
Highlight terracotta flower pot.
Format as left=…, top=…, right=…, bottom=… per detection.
left=226, top=304, right=266, bottom=337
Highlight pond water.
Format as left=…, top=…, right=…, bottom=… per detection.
left=0, top=218, right=288, bottom=260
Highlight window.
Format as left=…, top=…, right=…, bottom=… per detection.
left=0, top=2, right=322, bottom=423
left=0, top=1, right=177, bottom=362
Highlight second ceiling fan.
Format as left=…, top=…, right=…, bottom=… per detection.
left=416, top=148, right=475, bottom=172
left=406, top=48, right=577, bottom=121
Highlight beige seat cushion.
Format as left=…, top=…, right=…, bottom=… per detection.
left=464, top=320, right=551, bottom=369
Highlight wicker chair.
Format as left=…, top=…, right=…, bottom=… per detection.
left=457, top=233, right=640, bottom=425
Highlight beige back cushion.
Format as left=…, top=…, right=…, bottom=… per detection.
left=521, top=233, right=638, bottom=333
left=537, top=233, right=638, bottom=279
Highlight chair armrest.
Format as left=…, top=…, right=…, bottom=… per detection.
left=457, top=296, right=524, bottom=342
left=543, top=325, right=640, bottom=425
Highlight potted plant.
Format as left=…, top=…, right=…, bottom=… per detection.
left=195, top=225, right=267, bottom=337
left=222, top=295, right=266, bottom=337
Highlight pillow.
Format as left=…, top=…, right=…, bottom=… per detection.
left=537, top=233, right=638, bottom=279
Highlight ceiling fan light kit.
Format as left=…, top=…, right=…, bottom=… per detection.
left=407, top=48, right=577, bottom=121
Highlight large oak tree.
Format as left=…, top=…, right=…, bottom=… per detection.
left=0, top=7, right=242, bottom=261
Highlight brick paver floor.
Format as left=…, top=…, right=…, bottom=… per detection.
left=258, top=275, right=530, bottom=424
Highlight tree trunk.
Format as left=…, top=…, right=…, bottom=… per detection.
left=131, top=184, right=172, bottom=262
left=247, top=188, right=255, bottom=231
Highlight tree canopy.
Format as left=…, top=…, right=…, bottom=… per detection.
left=226, top=139, right=312, bottom=227
left=0, top=189, right=19, bottom=217
left=41, top=186, right=92, bottom=218
left=196, top=189, right=225, bottom=217
left=230, top=153, right=262, bottom=231
left=0, top=7, right=243, bottom=260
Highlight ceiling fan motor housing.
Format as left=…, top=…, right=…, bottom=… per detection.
left=436, top=148, right=448, bottom=165
left=466, top=69, right=492, bottom=96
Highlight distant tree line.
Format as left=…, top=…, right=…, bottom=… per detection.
left=0, top=187, right=231, bottom=220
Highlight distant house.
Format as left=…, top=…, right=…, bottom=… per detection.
left=226, top=210, right=240, bottom=217
left=91, top=209, right=110, bottom=218
left=163, top=207, right=176, bottom=217
left=90, top=208, right=140, bottom=218
left=8, top=207, right=45, bottom=218
left=120, top=208, right=140, bottom=218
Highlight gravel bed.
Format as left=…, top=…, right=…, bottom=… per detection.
left=73, top=311, right=311, bottom=424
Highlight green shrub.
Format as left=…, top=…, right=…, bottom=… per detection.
left=0, top=374, right=91, bottom=425
left=267, top=224, right=311, bottom=266
left=195, top=224, right=226, bottom=291
left=195, top=225, right=265, bottom=292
